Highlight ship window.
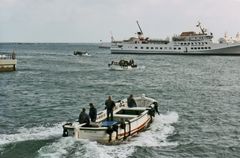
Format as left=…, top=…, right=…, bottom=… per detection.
left=141, top=47, right=144, bottom=49
left=174, top=47, right=176, bottom=50
left=135, top=47, right=138, bottom=49
left=191, top=47, right=193, bottom=50
left=205, top=47, right=208, bottom=49
left=146, top=47, right=149, bottom=49
left=201, top=47, right=204, bottom=49
left=151, top=47, right=154, bottom=49
left=198, top=47, right=200, bottom=49
left=160, top=47, right=163, bottom=49
left=155, top=47, right=158, bottom=49
left=194, top=47, right=197, bottom=49
left=205, top=42, right=208, bottom=44
left=178, top=47, right=181, bottom=50
left=191, top=43, right=194, bottom=45
left=188, top=43, right=190, bottom=45
left=208, top=47, right=211, bottom=49
left=169, top=47, right=172, bottom=50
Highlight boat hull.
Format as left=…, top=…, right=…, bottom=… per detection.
left=111, top=43, right=240, bottom=55
left=62, top=96, right=158, bottom=144
left=109, top=65, right=135, bottom=71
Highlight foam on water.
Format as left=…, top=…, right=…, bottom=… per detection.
left=0, top=123, right=63, bottom=147
left=36, top=111, right=178, bottom=158
left=37, top=137, right=76, bottom=158
left=130, top=111, right=179, bottom=147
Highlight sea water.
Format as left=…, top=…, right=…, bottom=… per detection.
left=0, top=43, right=239, bottom=158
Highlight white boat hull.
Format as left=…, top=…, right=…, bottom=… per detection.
left=111, top=43, right=240, bottom=55
left=62, top=96, right=158, bottom=144
left=109, top=64, right=135, bottom=71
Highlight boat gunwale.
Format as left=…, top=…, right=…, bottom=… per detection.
left=77, top=108, right=152, bottom=131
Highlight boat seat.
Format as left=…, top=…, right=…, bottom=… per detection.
left=113, top=114, right=138, bottom=118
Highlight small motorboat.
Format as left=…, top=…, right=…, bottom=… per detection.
left=62, top=95, right=159, bottom=144
left=73, top=51, right=91, bottom=56
left=108, top=59, right=137, bottom=70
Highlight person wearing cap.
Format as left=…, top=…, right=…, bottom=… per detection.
left=89, top=103, right=97, bottom=122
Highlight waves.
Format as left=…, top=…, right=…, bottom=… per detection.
left=0, top=111, right=178, bottom=158
left=0, top=123, right=63, bottom=147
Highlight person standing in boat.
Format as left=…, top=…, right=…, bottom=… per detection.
left=105, top=96, right=115, bottom=121
left=127, top=94, right=137, bottom=107
left=78, top=108, right=90, bottom=127
left=89, top=103, right=97, bottom=122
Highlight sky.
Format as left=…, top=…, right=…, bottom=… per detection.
left=0, top=0, right=240, bottom=43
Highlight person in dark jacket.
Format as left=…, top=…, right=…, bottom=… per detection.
left=105, top=96, right=115, bottom=121
left=127, top=94, right=137, bottom=107
left=89, top=103, right=97, bottom=122
left=78, top=108, right=90, bottom=127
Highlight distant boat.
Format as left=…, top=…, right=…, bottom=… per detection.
left=73, top=51, right=91, bottom=56
left=99, top=41, right=111, bottom=48
left=62, top=95, right=159, bottom=144
left=111, top=21, right=240, bottom=55
left=0, top=51, right=17, bottom=72
left=108, top=59, right=137, bottom=71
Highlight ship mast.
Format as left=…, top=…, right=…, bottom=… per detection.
left=196, top=21, right=207, bottom=35
left=136, top=20, right=145, bottom=40
left=136, top=20, right=143, bottom=35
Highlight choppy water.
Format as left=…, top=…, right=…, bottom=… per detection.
left=0, top=43, right=240, bottom=158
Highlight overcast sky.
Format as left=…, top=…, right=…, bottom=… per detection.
left=0, top=0, right=240, bottom=43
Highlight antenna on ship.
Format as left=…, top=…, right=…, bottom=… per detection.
left=136, top=20, right=143, bottom=35
left=110, top=31, right=115, bottom=42
left=136, top=20, right=145, bottom=40
left=196, top=21, right=207, bottom=34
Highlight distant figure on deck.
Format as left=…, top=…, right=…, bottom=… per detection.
left=127, top=94, right=137, bottom=107
left=89, top=103, right=97, bottom=122
left=78, top=108, right=90, bottom=127
left=12, top=51, right=16, bottom=59
left=105, top=96, right=115, bottom=121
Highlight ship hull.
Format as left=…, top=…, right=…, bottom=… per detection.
left=111, top=44, right=240, bottom=55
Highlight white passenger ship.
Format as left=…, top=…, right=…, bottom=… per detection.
left=111, top=21, right=240, bottom=55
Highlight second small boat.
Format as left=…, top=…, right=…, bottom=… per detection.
left=108, top=59, right=137, bottom=70
left=73, top=51, right=91, bottom=56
